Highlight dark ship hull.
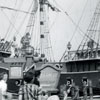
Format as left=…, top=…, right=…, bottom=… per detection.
left=58, top=0, right=100, bottom=96
left=0, top=53, right=100, bottom=98
left=58, top=58, right=100, bottom=96
left=0, top=57, right=26, bottom=93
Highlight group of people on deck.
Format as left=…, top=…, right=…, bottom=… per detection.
left=0, top=70, right=87, bottom=100
left=18, top=70, right=60, bottom=100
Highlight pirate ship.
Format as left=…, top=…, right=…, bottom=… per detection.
left=0, top=0, right=100, bottom=98
left=59, top=0, right=100, bottom=97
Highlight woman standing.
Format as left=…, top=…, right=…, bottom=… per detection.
left=0, top=72, right=8, bottom=100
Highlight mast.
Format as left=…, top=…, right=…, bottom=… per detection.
left=39, top=0, right=47, bottom=59
left=1, top=0, right=59, bottom=62
left=39, top=0, right=57, bottom=62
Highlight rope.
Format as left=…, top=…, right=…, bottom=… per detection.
left=0, top=0, right=34, bottom=42
left=0, top=6, right=33, bottom=14
left=1, top=10, right=21, bottom=37
left=5, top=0, right=24, bottom=41
left=69, top=0, right=88, bottom=42
left=53, top=0, right=99, bottom=46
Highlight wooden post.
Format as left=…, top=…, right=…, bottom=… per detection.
left=83, top=85, right=87, bottom=100
left=82, top=82, right=87, bottom=100
left=0, top=89, right=2, bottom=100
left=88, top=80, right=93, bottom=100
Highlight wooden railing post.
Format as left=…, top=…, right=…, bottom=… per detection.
left=88, top=80, right=93, bottom=100
left=0, top=89, right=2, bottom=100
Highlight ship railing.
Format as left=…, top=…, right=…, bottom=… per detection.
left=0, top=41, right=12, bottom=52
left=64, top=48, right=100, bottom=61
left=66, top=95, right=100, bottom=100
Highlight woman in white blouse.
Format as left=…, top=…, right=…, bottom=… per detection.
left=0, top=72, right=8, bottom=100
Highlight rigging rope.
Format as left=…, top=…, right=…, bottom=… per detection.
left=55, top=0, right=100, bottom=62
left=4, top=0, right=24, bottom=41
left=79, top=0, right=100, bottom=51
left=0, top=0, right=35, bottom=47
left=69, top=0, right=88, bottom=42
left=0, top=6, right=33, bottom=14
left=1, top=10, right=21, bottom=37
left=53, top=0, right=99, bottom=46
left=0, top=0, right=31, bottom=41
left=14, top=0, right=34, bottom=38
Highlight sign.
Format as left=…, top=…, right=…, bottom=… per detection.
left=9, top=66, right=23, bottom=79
left=39, top=64, right=60, bottom=91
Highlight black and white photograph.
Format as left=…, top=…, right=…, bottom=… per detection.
left=0, top=0, right=100, bottom=100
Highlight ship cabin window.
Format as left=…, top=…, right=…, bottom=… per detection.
left=98, top=50, right=100, bottom=57
left=66, top=64, right=72, bottom=72
left=90, top=63, right=95, bottom=71
left=72, top=65, right=77, bottom=72
left=40, top=8, right=43, bottom=11
left=78, top=64, right=83, bottom=72
left=66, top=62, right=99, bottom=72
left=83, top=64, right=88, bottom=71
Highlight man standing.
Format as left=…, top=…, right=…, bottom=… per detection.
left=82, top=77, right=88, bottom=100
left=70, top=82, right=80, bottom=100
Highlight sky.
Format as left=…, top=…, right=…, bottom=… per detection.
left=0, top=0, right=99, bottom=61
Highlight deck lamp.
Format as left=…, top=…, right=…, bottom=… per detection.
left=67, top=42, right=71, bottom=50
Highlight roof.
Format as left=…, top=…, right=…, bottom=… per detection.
left=35, top=62, right=61, bottom=71
left=4, top=57, right=26, bottom=63
left=0, top=63, right=10, bottom=70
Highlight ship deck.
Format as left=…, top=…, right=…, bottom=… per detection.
left=11, top=94, right=100, bottom=100
left=67, top=96, right=100, bottom=100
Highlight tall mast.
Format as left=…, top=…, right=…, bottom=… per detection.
left=39, top=0, right=46, bottom=58
left=20, top=0, right=38, bottom=57
left=20, top=0, right=59, bottom=62
left=39, top=0, right=55, bottom=62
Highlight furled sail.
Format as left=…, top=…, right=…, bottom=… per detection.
left=32, top=0, right=38, bottom=14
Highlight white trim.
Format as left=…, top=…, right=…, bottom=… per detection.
left=61, top=70, right=99, bottom=74
left=67, top=95, right=100, bottom=99
left=0, top=66, right=9, bottom=70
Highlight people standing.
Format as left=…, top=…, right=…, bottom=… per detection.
left=70, top=82, right=79, bottom=100
left=0, top=72, right=8, bottom=100
left=58, top=84, right=70, bottom=100
left=33, top=70, right=42, bottom=100
left=63, top=84, right=72, bottom=100
left=82, top=78, right=88, bottom=100
left=62, top=77, right=73, bottom=100
left=18, top=71, right=40, bottom=100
